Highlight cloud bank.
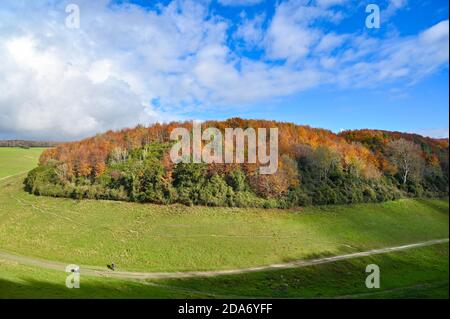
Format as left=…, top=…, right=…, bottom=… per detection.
left=0, top=0, right=448, bottom=140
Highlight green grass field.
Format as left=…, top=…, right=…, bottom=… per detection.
left=1, top=173, right=448, bottom=272
left=0, top=147, right=45, bottom=179
left=0, top=147, right=448, bottom=298
left=1, top=243, right=447, bottom=298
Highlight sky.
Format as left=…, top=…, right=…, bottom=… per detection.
left=0, top=0, right=448, bottom=141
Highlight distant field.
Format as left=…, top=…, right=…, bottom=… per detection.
left=0, top=147, right=45, bottom=179
left=0, top=147, right=448, bottom=298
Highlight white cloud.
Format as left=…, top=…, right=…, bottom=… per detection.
left=0, top=0, right=222, bottom=139
left=235, top=13, right=265, bottom=48
left=389, top=0, right=407, bottom=8
left=315, top=33, right=348, bottom=53
left=315, top=0, right=348, bottom=8
left=218, top=0, right=263, bottom=6
left=0, top=0, right=448, bottom=140
left=385, top=0, right=408, bottom=18
left=333, top=20, right=449, bottom=87
left=414, top=127, right=449, bottom=139
left=0, top=35, right=156, bottom=140
left=264, top=0, right=344, bottom=62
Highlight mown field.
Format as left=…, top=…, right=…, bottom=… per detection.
left=0, top=147, right=448, bottom=298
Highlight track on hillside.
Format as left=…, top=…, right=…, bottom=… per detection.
left=0, top=238, right=448, bottom=280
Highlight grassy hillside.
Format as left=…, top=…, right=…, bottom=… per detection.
left=1, top=243, right=448, bottom=298
left=0, top=147, right=448, bottom=298
left=1, top=170, right=448, bottom=272
left=0, top=147, right=45, bottom=179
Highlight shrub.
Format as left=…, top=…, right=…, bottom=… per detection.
left=286, top=188, right=312, bottom=206
left=313, top=185, right=338, bottom=205
left=24, top=165, right=58, bottom=195
left=172, top=162, right=206, bottom=188
left=232, top=191, right=266, bottom=208
left=198, top=174, right=234, bottom=206
left=226, top=169, right=247, bottom=192
left=137, top=158, right=168, bottom=203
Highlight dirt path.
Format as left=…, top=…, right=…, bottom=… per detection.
left=0, top=238, right=448, bottom=280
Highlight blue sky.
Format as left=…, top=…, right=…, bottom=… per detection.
left=0, top=0, right=448, bottom=140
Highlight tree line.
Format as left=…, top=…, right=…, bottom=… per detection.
left=0, top=140, right=60, bottom=148
left=24, top=119, right=449, bottom=208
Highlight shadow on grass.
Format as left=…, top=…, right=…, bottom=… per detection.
left=1, top=243, right=448, bottom=299
left=0, top=277, right=203, bottom=299
left=415, top=198, right=449, bottom=215
left=161, top=244, right=449, bottom=299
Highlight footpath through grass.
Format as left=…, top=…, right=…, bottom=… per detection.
left=0, top=171, right=448, bottom=272
left=1, top=243, right=447, bottom=298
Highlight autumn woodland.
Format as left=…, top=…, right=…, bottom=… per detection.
left=24, top=118, right=449, bottom=208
